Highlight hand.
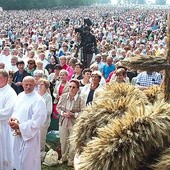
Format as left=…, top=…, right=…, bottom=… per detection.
left=68, top=111, right=74, bottom=117
left=9, top=118, right=19, bottom=130
left=63, top=112, right=70, bottom=118
left=8, top=117, right=16, bottom=126
left=63, top=112, right=74, bottom=118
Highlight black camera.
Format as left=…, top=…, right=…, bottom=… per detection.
left=75, top=26, right=84, bottom=34
left=75, top=18, right=92, bottom=35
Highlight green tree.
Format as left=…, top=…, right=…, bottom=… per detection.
left=137, top=0, right=146, bottom=4
left=155, top=0, right=166, bottom=5
left=98, top=0, right=111, bottom=4
left=0, top=0, right=99, bottom=10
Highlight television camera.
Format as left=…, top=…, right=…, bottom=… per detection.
left=74, top=18, right=96, bottom=68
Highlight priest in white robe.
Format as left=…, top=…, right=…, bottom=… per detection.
left=9, top=76, right=47, bottom=170
left=0, top=69, right=17, bottom=170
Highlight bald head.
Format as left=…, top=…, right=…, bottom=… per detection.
left=22, top=76, right=35, bottom=94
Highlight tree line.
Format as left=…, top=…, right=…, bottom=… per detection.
left=0, top=0, right=167, bottom=10
left=0, top=0, right=111, bottom=10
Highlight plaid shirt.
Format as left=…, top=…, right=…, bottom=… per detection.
left=135, top=71, right=162, bottom=87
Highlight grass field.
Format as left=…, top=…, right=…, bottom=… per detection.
left=42, top=164, right=73, bottom=170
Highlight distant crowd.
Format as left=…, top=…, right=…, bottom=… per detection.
left=0, top=4, right=168, bottom=169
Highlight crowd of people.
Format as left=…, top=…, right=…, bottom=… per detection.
left=0, top=4, right=168, bottom=169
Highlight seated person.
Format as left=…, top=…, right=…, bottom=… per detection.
left=135, top=71, right=162, bottom=90
left=80, top=70, right=102, bottom=105
left=110, top=68, right=129, bottom=83
left=79, top=68, right=92, bottom=91
left=72, top=62, right=84, bottom=80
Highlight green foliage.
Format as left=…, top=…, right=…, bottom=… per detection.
left=0, top=0, right=100, bottom=10
left=155, top=0, right=167, bottom=5
left=98, top=0, right=111, bottom=3
left=137, top=0, right=146, bottom=4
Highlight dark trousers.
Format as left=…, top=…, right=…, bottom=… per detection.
left=81, top=53, right=93, bottom=68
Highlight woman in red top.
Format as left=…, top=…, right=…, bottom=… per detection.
left=52, top=69, right=69, bottom=118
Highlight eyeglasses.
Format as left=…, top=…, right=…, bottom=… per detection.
left=69, top=86, right=76, bottom=89
left=28, top=63, right=34, bottom=65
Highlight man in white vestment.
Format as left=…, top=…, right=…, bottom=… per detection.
left=9, top=76, right=47, bottom=170
left=0, top=69, right=17, bottom=170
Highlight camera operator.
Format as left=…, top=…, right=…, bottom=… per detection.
left=82, top=26, right=97, bottom=68
left=76, top=25, right=97, bottom=68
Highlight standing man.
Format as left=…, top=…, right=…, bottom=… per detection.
left=79, top=26, right=97, bottom=68
left=9, top=76, right=47, bottom=170
left=0, top=69, right=17, bottom=170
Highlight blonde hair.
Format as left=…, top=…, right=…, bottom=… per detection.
left=38, top=78, right=50, bottom=89
left=0, top=69, right=8, bottom=78
left=115, top=68, right=126, bottom=76
left=59, top=69, right=68, bottom=76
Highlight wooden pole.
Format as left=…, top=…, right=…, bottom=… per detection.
left=164, top=14, right=170, bottom=102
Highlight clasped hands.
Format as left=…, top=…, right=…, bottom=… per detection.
left=9, top=118, right=21, bottom=136
left=63, top=111, right=74, bottom=118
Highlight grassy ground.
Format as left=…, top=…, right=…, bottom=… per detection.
left=42, top=164, right=73, bottom=170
